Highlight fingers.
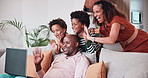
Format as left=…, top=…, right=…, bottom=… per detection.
left=39, top=48, right=42, bottom=57
left=33, top=47, right=42, bottom=56
left=84, top=35, right=88, bottom=42
left=41, top=53, right=44, bottom=59
left=32, top=49, right=36, bottom=56
left=84, top=26, right=89, bottom=35
left=35, top=47, right=39, bottom=54
left=50, top=40, right=56, bottom=44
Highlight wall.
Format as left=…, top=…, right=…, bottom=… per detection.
left=0, top=0, right=147, bottom=49
left=0, top=0, right=23, bottom=48
left=143, top=0, right=148, bottom=32
left=0, top=0, right=85, bottom=48
left=130, top=0, right=148, bottom=32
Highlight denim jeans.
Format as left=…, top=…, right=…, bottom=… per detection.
left=0, top=74, right=26, bottom=78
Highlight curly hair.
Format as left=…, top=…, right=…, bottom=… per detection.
left=48, top=18, right=67, bottom=32
left=93, top=1, right=126, bottom=23
left=70, top=10, right=90, bottom=28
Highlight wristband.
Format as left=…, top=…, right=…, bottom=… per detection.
left=91, top=37, right=95, bottom=42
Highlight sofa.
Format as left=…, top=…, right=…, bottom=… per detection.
left=0, top=46, right=148, bottom=78
left=99, top=48, right=148, bottom=78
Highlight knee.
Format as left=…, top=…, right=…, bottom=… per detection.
left=0, top=74, right=15, bottom=78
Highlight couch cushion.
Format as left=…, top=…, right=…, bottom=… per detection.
left=85, top=61, right=106, bottom=78
left=99, top=48, right=148, bottom=78
left=26, top=50, right=52, bottom=77
left=123, top=63, right=148, bottom=78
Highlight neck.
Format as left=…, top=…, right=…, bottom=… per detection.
left=67, top=48, right=78, bottom=57
left=78, top=30, right=85, bottom=38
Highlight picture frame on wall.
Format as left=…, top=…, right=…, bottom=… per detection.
left=131, top=11, right=142, bottom=24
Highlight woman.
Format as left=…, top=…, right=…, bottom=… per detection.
left=84, top=1, right=148, bottom=52
left=70, top=10, right=102, bottom=63
left=48, top=18, right=68, bottom=54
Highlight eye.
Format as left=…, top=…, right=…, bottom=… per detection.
left=66, top=41, right=70, bottom=44
left=72, top=23, right=78, bottom=26
left=63, top=41, right=70, bottom=46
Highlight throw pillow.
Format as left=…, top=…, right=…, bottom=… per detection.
left=85, top=61, right=106, bottom=78
left=26, top=50, right=53, bottom=77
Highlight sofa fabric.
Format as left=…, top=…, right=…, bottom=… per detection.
left=99, top=48, right=148, bottom=78
left=123, top=63, right=148, bottom=78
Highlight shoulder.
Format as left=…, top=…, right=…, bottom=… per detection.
left=107, top=16, right=126, bottom=26
left=76, top=52, right=90, bottom=64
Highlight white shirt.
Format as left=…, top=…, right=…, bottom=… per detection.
left=42, top=52, right=90, bottom=78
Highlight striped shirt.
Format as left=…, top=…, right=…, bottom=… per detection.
left=77, top=33, right=102, bottom=64
left=79, top=38, right=101, bottom=54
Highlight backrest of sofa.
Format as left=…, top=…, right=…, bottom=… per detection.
left=99, top=48, right=148, bottom=78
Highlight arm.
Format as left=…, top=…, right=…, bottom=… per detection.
left=74, top=55, right=90, bottom=78
left=85, top=40, right=101, bottom=53
left=84, top=23, right=121, bottom=44
left=33, top=48, right=45, bottom=78
left=83, top=28, right=102, bottom=53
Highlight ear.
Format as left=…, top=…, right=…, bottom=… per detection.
left=75, top=42, right=79, bottom=48
left=63, top=29, right=66, bottom=33
left=82, top=24, right=86, bottom=28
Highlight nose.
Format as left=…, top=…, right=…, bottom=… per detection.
left=94, top=13, right=97, bottom=17
left=63, top=43, right=66, bottom=47
left=54, top=32, right=58, bottom=35
left=72, top=25, right=75, bottom=29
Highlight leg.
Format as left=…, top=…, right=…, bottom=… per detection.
left=0, top=74, right=27, bottom=78
left=15, top=76, right=26, bottom=78
left=0, top=74, right=15, bottom=78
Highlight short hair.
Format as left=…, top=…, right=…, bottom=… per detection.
left=70, top=10, right=90, bottom=28
left=48, top=18, right=67, bottom=32
left=69, top=34, right=80, bottom=43
left=62, top=34, right=80, bottom=44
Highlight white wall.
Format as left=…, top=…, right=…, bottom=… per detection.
left=22, top=0, right=85, bottom=33
left=1, top=0, right=147, bottom=49
left=0, top=0, right=24, bottom=48
left=0, top=0, right=85, bottom=48
left=143, top=0, right=148, bottom=32
left=22, top=0, right=49, bottom=31
left=0, top=0, right=23, bottom=21
left=130, top=0, right=148, bottom=32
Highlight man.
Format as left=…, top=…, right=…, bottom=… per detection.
left=33, top=35, right=90, bottom=78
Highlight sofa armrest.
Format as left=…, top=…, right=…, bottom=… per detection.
left=26, top=50, right=53, bottom=77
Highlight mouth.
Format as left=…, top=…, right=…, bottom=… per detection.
left=63, top=48, right=68, bottom=53
left=55, top=35, right=59, bottom=38
left=96, top=17, right=101, bottom=21
left=56, top=35, right=61, bottom=39
left=73, top=29, right=77, bottom=33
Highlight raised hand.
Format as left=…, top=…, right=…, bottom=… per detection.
left=83, top=33, right=88, bottom=42
left=50, top=40, right=60, bottom=54
left=84, top=26, right=91, bottom=40
left=33, top=47, right=44, bottom=65
left=89, top=28, right=95, bottom=34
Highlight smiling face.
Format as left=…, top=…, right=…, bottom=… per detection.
left=71, top=18, right=84, bottom=34
left=93, top=5, right=104, bottom=23
left=62, top=35, right=78, bottom=56
left=51, top=24, right=66, bottom=40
